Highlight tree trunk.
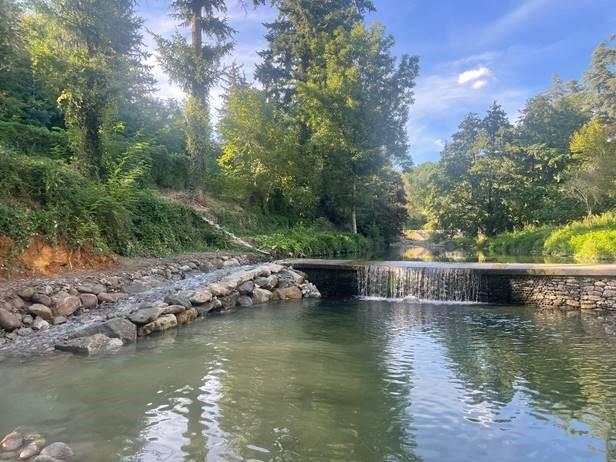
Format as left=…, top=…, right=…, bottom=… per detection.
left=351, top=179, right=358, bottom=235
left=191, top=5, right=205, bottom=103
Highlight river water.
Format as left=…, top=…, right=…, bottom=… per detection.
left=2, top=299, right=616, bottom=461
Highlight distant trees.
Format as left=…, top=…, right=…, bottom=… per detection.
left=407, top=33, right=616, bottom=238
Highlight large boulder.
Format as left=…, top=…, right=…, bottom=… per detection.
left=187, top=289, right=212, bottom=305
left=137, top=314, right=177, bottom=337
left=55, top=334, right=123, bottom=355
left=0, top=309, right=21, bottom=331
left=252, top=288, right=273, bottom=305
left=208, top=283, right=231, bottom=297
left=220, top=292, right=239, bottom=310
left=254, top=275, right=278, bottom=291
left=31, top=293, right=52, bottom=307
left=28, top=304, right=53, bottom=321
left=238, top=281, right=254, bottom=295
left=17, top=287, right=34, bottom=301
left=76, top=282, right=105, bottom=295
left=275, top=287, right=303, bottom=300
left=68, top=318, right=137, bottom=344
left=128, top=306, right=163, bottom=325
left=176, top=308, right=198, bottom=325
left=1, top=431, right=23, bottom=451
left=164, top=294, right=191, bottom=309
left=277, top=270, right=305, bottom=289
left=52, top=296, right=81, bottom=317
left=79, top=293, right=99, bottom=309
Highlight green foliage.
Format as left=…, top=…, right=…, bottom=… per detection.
left=253, top=226, right=372, bottom=258
left=484, top=213, right=616, bottom=262
left=0, top=121, right=70, bottom=159
left=0, top=148, right=228, bottom=256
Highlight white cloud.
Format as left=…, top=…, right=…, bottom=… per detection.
left=457, top=66, right=491, bottom=85
left=472, top=79, right=488, bottom=90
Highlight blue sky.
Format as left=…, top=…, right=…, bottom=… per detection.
left=137, top=0, right=615, bottom=164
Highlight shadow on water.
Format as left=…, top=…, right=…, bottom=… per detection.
left=1, top=300, right=616, bottom=461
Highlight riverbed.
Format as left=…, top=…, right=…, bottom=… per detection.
left=2, top=299, right=615, bottom=461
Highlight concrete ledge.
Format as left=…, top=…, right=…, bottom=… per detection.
left=282, top=259, right=616, bottom=277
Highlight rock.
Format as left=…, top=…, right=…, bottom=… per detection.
left=56, top=334, right=123, bottom=355
left=79, top=293, right=98, bottom=309
left=179, top=265, right=192, bottom=272
left=128, top=307, right=163, bottom=325
left=199, top=261, right=216, bottom=272
left=208, top=283, right=230, bottom=297
left=69, top=318, right=137, bottom=344
left=1, top=431, right=23, bottom=451
left=223, top=258, right=240, bottom=268
left=8, top=295, right=25, bottom=311
left=195, top=299, right=223, bottom=316
left=220, top=292, right=240, bottom=310
left=77, top=282, right=105, bottom=294
left=97, top=292, right=128, bottom=304
left=32, top=317, right=50, bottom=331
left=189, top=289, right=212, bottom=305
left=275, top=287, right=303, bottom=300
left=0, top=309, right=21, bottom=331
left=52, top=296, right=81, bottom=317
left=21, top=315, right=33, bottom=325
left=33, top=456, right=59, bottom=462
left=161, top=305, right=186, bottom=315
left=238, top=281, right=254, bottom=295
left=19, top=441, right=41, bottom=460
left=39, top=442, right=73, bottom=460
left=28, top=304, right=53, bottom=321
left=176, top=308, right=198, bottom=325
left=300, top=282, right=321, bottom=299
left=52, top=316, right=67, bottom=326
left=254, top=275, right=278, bottom=290
left=16, top=287, right=34, bottom=301
left=137, top=314, right=177, bottom=337
left=277, top=270, right=305, bottom=289
left=16, top=327, right=32, bottom=336
left=238, top=295, right=253, bottom=307
left=31, top=293, right=52, bottom=307
left=251, top=288, right=272, bottom=304
left=163, top=294, right=191, bottom=309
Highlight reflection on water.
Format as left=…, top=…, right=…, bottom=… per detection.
left=385, top=244, right=582, bottom=264
left=1, top=300, right=616, bottom=461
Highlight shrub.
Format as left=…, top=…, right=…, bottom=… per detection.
left=0, top=121, right=70, bottom=160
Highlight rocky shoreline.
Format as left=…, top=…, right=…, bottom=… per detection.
left=0, top=253, right=320, bottom=359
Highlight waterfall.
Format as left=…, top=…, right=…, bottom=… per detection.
left=358, top=265, right=482, bottom=302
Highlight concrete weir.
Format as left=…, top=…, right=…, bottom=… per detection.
left=282, top=259, right=616, bottom=310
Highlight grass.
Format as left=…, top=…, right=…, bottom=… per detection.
left=484, top=213, right=616, bottom=262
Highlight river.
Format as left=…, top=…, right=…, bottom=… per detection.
left=1, top=298, right=615, bottom=461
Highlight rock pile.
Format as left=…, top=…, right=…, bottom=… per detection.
left=51, top=264, right=319, bottom=355
left=0, top=254, right=262, bottom=342
left=0, top=429, right=73, bottom=461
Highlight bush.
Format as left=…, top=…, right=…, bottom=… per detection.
left=0, top=121, right=70, bottom=160
left=253, top=226, right=373, bottom=258
left=0, top=148, right=229, bottom=256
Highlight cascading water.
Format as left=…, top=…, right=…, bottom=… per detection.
left=358, top=264, right=482, bottom=302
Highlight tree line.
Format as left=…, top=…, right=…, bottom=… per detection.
left=406, top=34, right=616, bottom=238
left=0, top=0, right=418, bottom=244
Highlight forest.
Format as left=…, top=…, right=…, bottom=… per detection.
left=0, top=0, right=416, bottom=261
left=406, top=34, right=616, bottom=261
left=0, top=0, right=615, bottom=264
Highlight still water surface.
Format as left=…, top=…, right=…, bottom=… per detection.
left=2, top=299, right=616, bottom=461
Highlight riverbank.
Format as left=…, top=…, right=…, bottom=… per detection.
left=483, top=213, right=616, bottom=263
left=0, top=252, right=321, bottom=359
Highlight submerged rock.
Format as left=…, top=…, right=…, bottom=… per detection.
left=195, top=299, right=223, bottom=316
left=137, top=314, right=177, bottom=337
left=1, top=431, right=23, bottom=451
left=55, top=334, right=123, bottom=355
left=238, top=295, right=253, bottom=307
left=19, top=441, right=41, bottom=459
left=38, top=442, right=73, bottom=460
